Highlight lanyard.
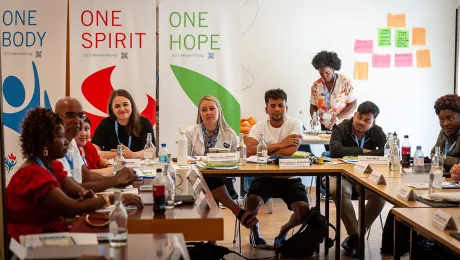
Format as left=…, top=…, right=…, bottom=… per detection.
left=65, top=153, right=74, bottom=170
left=115, top=121, right=132, bottom=149
left=323, top=73, right=337, bottom=109
left=354, top=135, right=366, bottom=148
left=444, top=140, right=456, bottom=156
left=33, top=156, right=57, bottom=180
left=82, top=155, right=88, bottom=167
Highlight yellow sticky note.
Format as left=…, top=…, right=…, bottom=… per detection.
left=354, top=62, right=369, bottom=80
left=416, top=50, right=431, bottom=68
left=387, top=13, right=406, bottom=27
left=412, top=28, right=426, bottom=45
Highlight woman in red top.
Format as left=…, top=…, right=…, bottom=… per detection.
left=75, top=117, right=110, bottom=171
left=7, top=108, right=143, bottom=241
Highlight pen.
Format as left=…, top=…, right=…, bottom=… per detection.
left=192, top=156, right=197, bottom=159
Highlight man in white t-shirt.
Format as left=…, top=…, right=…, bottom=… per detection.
left=55, top=97, right=137, bottom=192
left=245, top=89, right=309, bottom=249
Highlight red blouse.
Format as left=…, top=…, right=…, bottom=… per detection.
left=7, top=161, right=69, bottom=241
left=81, top=142, right=101, bottom=170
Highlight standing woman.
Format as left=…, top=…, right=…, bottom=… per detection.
left=186, top=96, right=258, bottom=229
left=91, top=89, right=155, bottom=159
left=310, top=51, right=357, bottom=130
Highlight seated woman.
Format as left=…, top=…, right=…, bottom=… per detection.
left=91, top=89, right=155, bottom=159
left=75, top=117, right=113, bottom=176
left=186, top=95, right=258, bottom=228
left=7, top=108, right=143, bottom=241
left=431, top=94, right=460, bottom=175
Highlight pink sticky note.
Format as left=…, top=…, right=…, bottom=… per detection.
left=372, top=54, right=391, bottom=68
left=354, top=40, right=373, bottom=53
left=394, top=53, right=413, bottom=67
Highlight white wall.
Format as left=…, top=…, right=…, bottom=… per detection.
left=240, top=0, right=457, bottom=157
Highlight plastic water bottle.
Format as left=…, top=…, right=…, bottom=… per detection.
left=143, top=133, right=156, bottom=166
left=384, top=132, right=392, bottom=158
left=177, top=128, right=188, bottom=166
left=237, top=133, right=247, bottom=166
left=390, top=138, right=401, bottom=171
left=166, top=154, right=176, bottom=184
left=159, top=143, right=169, bottom=164
left=109, top=191, right=127, bottom=248
left=256, top=133, right=268, bottom=164
left=430, top=146, right=444, bottom=189
left=164, top=163, right=175, bottom=209
left=114, top=145, right=126, bottom=174
left=298, top=111, right=306, bottom=131
left=413, top=146, right=424, bottom=174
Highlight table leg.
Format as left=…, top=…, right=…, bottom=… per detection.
left=393, top=216, right=402, bottom=260
left=358, top=184, right=365, bottom=260
left=325, top=176, right=330, bottom=255
left=335, top=175, right=342, bottom=260
left=316, top=176, right=321, bottom=255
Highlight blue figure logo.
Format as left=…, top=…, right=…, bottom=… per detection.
left=3, top=61, right=52, bottom=134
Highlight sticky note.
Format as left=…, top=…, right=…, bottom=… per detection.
left=372, top=54, right=391, bottom=68
left=378, top=28, right=392, bottom=47
left=394, top=53, right=413, bottom=67
left=416, top=50, right=431, bottom=68
left=354, top=40, right=373, bottom=53
left=387, top=13, right=406, bottom=27
left=396, top=30, right=409, bottom=48
left=412, top=28, right=426, bottom=45
left=354, top=62, right=368, bottom=80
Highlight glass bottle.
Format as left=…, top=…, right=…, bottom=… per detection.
left=109, top=191, right=128, bottom=248
left=237, top=133, right=247, bottom=166
left=256, top=133, right=268, bottom=165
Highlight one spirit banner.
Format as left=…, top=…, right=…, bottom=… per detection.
left=0, top=0, right=67, bottom=182
left=159, top=0, right=241, bottom=156
left=69, top=0, right=157, bottom=136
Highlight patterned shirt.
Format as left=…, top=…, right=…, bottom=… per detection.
left=201, top=123, right=219, bottom=155
left=309, top=73, right=357, bottom=118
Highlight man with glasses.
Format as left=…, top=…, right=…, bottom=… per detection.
left=55, top=97, right=137, bottom=192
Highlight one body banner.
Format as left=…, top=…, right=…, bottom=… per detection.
left=69, top=0, right=157, bottom=137
left=0, top=0, right=67, bottom=183
left=159, top=0, right=241, bottom=156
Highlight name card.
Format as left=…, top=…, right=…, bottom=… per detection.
left=197, top=190, right=210, bottom=210
left=358, top=156, right=389, bottom=165
left=354, top=162, right=372, bottom=174
left=279, top=158, right=311, bottom=168
left=207, top=153, right=238, bottom=162
left=369, top=171, right=386, bottom=185
left=432, top=210, right=458, bottom=230
left=397, top=186, right=417, bottom=201
left=125, top=159, right=141, bottom=168
left=193, top=178, right=202, bottom=191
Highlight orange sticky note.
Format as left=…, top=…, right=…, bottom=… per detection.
left=387, top=13, right=406, bottom=27
left=354, top=62, right=369, bottom=80
left=416, top=50, right=431, bottom=68
left=412, top=28, right=426, bottom=45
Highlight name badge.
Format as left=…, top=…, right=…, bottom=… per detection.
left=279, top=158, right=311, bottom=168
left=207, top=153, right=238, bottom=162
left=354, top=162, right=372, bottom=174
left=397, top=186, right=417, bottom=201
left=369, top=170, right=386, bottom=185
left=432, top=210, right=458, bottom=230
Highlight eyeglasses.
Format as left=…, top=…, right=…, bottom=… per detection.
left=62, top=112, right=87, bottom=120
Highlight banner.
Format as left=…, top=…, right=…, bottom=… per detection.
left=1, top=0, right=67, bottom=183
left=69, top=0, right=157, bottom=137
left=159, top=0, right=241, bottom=156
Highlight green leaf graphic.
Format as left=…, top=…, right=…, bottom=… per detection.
left=170, top=65, right=240, bottom=134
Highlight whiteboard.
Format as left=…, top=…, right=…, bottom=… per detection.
left=240, top=0, right=457, bottom=156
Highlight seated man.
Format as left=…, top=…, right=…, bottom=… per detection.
left=245, top=88, right=308, bottom=249
left=54, top=97, right=137, bottom=193
left=329, top=101, right=387, bottom=257
left=431, top=94, right=460, bottom=175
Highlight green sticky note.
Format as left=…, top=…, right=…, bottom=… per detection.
left=395, top=29, right=409, bottom=48
left=378, top=28, right=391, bottom=47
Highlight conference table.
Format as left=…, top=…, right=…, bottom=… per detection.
left=392, top=208, right=460, bottom=260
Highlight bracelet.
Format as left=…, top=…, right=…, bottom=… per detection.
left=101, top=194, right=110, bottom=208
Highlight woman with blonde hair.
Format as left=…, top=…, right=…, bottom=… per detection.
left=185, top=96, right=258, bottom=228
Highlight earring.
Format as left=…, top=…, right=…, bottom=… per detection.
left=43, top=146, right=48, bottom=156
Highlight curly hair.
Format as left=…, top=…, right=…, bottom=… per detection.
left=434, top=94, right=460, bottom=115
left=311, top=51, right=342, bottom=70
left=264, top=88, right=287, bottom=105
left=20, top=107, right=63, bottom=159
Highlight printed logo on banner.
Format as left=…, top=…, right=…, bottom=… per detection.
left=81, top=66, right=156, bottom=136
left=2, top=61, right=52, bottom=173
